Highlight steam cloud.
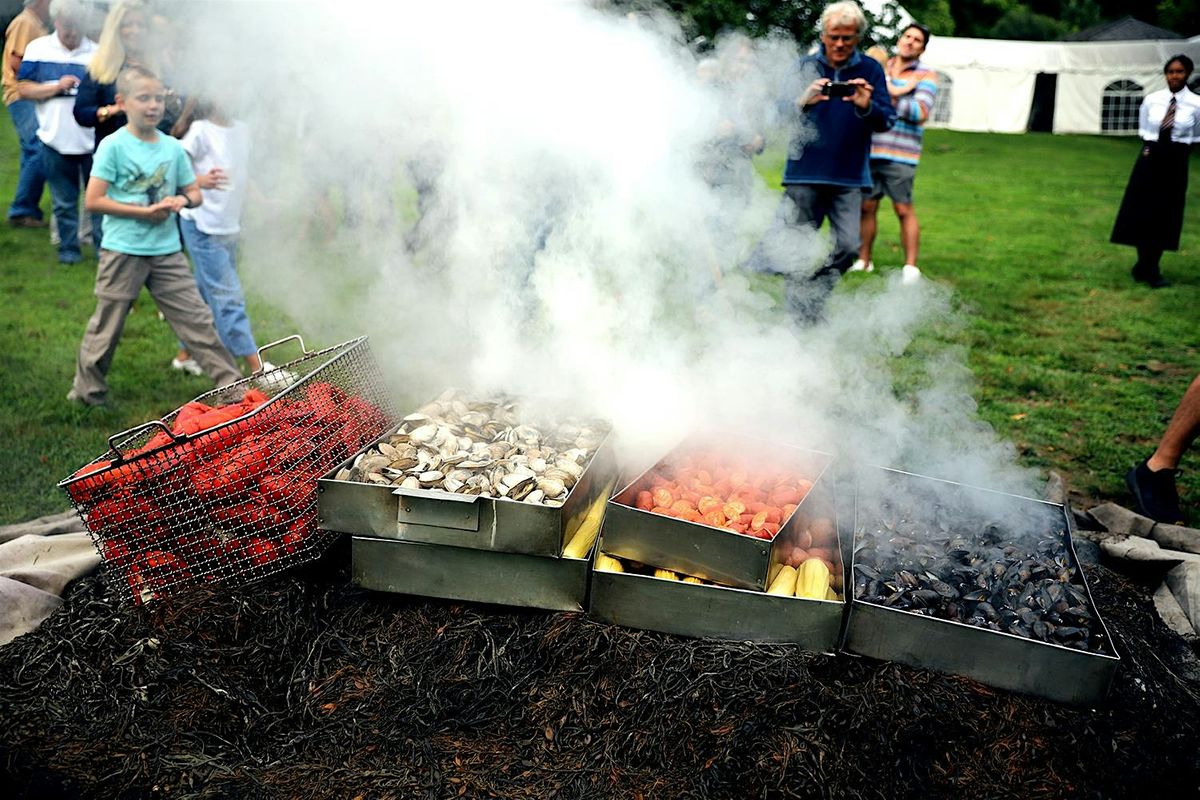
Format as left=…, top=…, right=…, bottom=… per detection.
left=163, top=0, right=1039, bottom=501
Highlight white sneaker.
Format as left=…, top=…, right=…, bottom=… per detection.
left=171, top=357, right=203, bottom=376
left=848, top=258, right=871, bottom=272
left=257, top=360, right=299, bottom=390
left=901, top=264, right=922, bottom=285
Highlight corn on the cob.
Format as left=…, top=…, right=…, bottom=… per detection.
left=681, top=576, right=703, bottom=584
left=561, top=481, right=616, bottom=559
left=596, top=553, right=624, bottom=573
left=767, top=565, right=798, bottom=595
left=826, top=586, right=839, bottom=601
left=795, top=558, right=832, bottom=599
left=653, top=568, right=680, bottom=581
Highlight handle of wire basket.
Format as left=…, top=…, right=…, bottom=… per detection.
left=107, top=420, right=180, bottom=461
left=252, top=335, right=309, bottom=374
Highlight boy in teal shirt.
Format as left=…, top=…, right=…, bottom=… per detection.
left=71, top=66, right=239, bottom=406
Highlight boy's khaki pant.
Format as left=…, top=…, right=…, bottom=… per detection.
left=72, top=249, right=242, bottom=402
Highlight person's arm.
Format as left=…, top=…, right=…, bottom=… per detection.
left=895, top=74, right=937, bottom=124
left=84, top=177, right=176, bottom=221
left=73, top=76, right=116, bottom=128
left=851, top=64, right=897, bottom=133
left=170, top=180, right=203, bottom=211
left=6, top=51, right=22, bottom=77
left=16, top=73, right=80, bottom=101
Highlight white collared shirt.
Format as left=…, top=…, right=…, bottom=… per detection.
left=1139, top=86, right=1200, bottom=144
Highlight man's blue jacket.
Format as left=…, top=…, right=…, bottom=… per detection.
left=783, top=46, right=896, bottom=188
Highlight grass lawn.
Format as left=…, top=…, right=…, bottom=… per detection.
left=2, top=116, right=1198, bottom=524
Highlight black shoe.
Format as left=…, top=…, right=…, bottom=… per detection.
left=1125, top=460, right=1187, bottom=525
left=1147, top=276, right=1171, bottom=288
left=1131, top=265, right=1150, bottom=283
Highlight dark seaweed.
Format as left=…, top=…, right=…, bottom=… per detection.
left=0, top=554, right=1198, bottom=799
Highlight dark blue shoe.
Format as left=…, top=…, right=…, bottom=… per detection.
left=59, top=252, right=81, bottom=264
left=1125, top=460, right=1187, bottom=525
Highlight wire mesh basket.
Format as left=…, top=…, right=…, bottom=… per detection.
left=58, top=335, right=395, bottom=603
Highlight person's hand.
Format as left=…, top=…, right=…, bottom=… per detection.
left=742, top=133, right=765, bottom=155
left=161, top=195, right=189, bottom=213
left=847, top=78, right=872, bottom=110
left=800, top=78, right=830, bottom=108
left=198, top=168, right=227, bottom=190
left=143, top=202, right=172, bottom=222
left=57, top=74, right=80, bottom=94
left=887, top=78, right=914, bottom=98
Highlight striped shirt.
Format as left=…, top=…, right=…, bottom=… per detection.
left=16, top=32, right=96, bottom=154
left=870, top=59, right=937, bottom=166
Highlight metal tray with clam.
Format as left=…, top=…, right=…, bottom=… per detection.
left=842, top=467, right=1120, bottom=706
left=317, top=390, right=616, bottom=558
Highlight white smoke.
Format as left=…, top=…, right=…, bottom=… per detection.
left=163, top=0, right=1039, bottom=501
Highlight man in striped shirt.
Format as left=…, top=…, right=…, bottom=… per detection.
left=852, top=23, right=937, bottom=283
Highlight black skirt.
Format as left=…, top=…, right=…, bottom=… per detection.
left=1111, top=139, right=1190, bottom=251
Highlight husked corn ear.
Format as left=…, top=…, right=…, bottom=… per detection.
left=767, top=565, right=798, bottom=596
left=795, top=558, right=832, bottom=599
left=681, top=576, right=703, bottom=584
left=653, top=568, right=680, bottom=581
left=596, top=554, right=624, bottom=573
left=561, top=481, right=616, bottom=559
left=826, top=586, right=839, bottom=601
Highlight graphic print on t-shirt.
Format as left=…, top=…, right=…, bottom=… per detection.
left=120, top=162, right=169, bottom=204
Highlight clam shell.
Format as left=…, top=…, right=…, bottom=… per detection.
left=418, top=470, right=445, bottom=484
left=536, top=477, right=566, bottom=498
left=409, top=424, right=437, bottom=444
left=400, top=476, right=421, bottom=489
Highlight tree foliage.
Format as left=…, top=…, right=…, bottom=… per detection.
left=651, top=0, right=1200, bottom=43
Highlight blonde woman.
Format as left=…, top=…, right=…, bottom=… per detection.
left=72, top=0, right=173, bottom=149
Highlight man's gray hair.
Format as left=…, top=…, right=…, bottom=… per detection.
left=48, top=0, right=85, bottom=23
left=820, top=1, right=867, bottom=36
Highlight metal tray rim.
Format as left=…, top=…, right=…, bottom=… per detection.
left=610, top=434, right=837, bottom=544
left=849, top=466, right=1121, bottom=663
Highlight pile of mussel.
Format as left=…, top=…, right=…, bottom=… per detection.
left=853, top=502, right=1109, bottom=653
left=337, top=390, right=608, bottom=507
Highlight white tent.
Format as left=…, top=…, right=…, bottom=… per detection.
left=920, top=35, right=1200, bottom=134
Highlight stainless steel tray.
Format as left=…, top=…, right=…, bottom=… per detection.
left=317, top=431, right=617, bottom=558
left=351, top=535, right=594, bottom=612
left=842, top=467, right=1120, bottom=706
left=602, top=436, right=835, bottom=591
left=589, top=562, right=844, bottom=649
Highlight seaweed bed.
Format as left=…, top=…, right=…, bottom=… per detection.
left=2, top=552, right=1198, bottom=799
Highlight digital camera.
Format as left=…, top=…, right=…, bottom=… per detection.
left=822, top=81, right=855, bottom=98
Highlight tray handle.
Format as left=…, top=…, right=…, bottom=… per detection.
left=107, top=420, right=180, bottom=461
left=252, top=334, right=310, bottom=374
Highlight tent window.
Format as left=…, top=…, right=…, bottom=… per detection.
left=931, top=72, right=952, bottom=124
left=1101, top=79, right=1143, bottom=134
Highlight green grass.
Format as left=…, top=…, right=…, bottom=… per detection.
left=2, top=118, right=1198, bottom=523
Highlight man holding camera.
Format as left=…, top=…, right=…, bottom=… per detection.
left=779, top=1, right=895, bottom=320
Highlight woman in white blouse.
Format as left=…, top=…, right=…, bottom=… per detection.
left=1111, top=54, right=1200, bottom=288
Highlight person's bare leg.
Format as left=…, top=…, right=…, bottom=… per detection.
left=858, top=198, right=879, bottom=264
left=895, top=201, right=919, bottom=266
left=1148, top=374, right=1200, bottom=471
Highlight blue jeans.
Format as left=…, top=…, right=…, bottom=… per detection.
left=40, top=143, right=99, bottom=260
left=180, top=217, right=257, bottom=357
left=6, top=100, right=47, bottom=220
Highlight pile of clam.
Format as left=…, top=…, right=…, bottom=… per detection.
left=853, top=500, right=1109, bottom=654
left=336, top=391, right=607, bottom=507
